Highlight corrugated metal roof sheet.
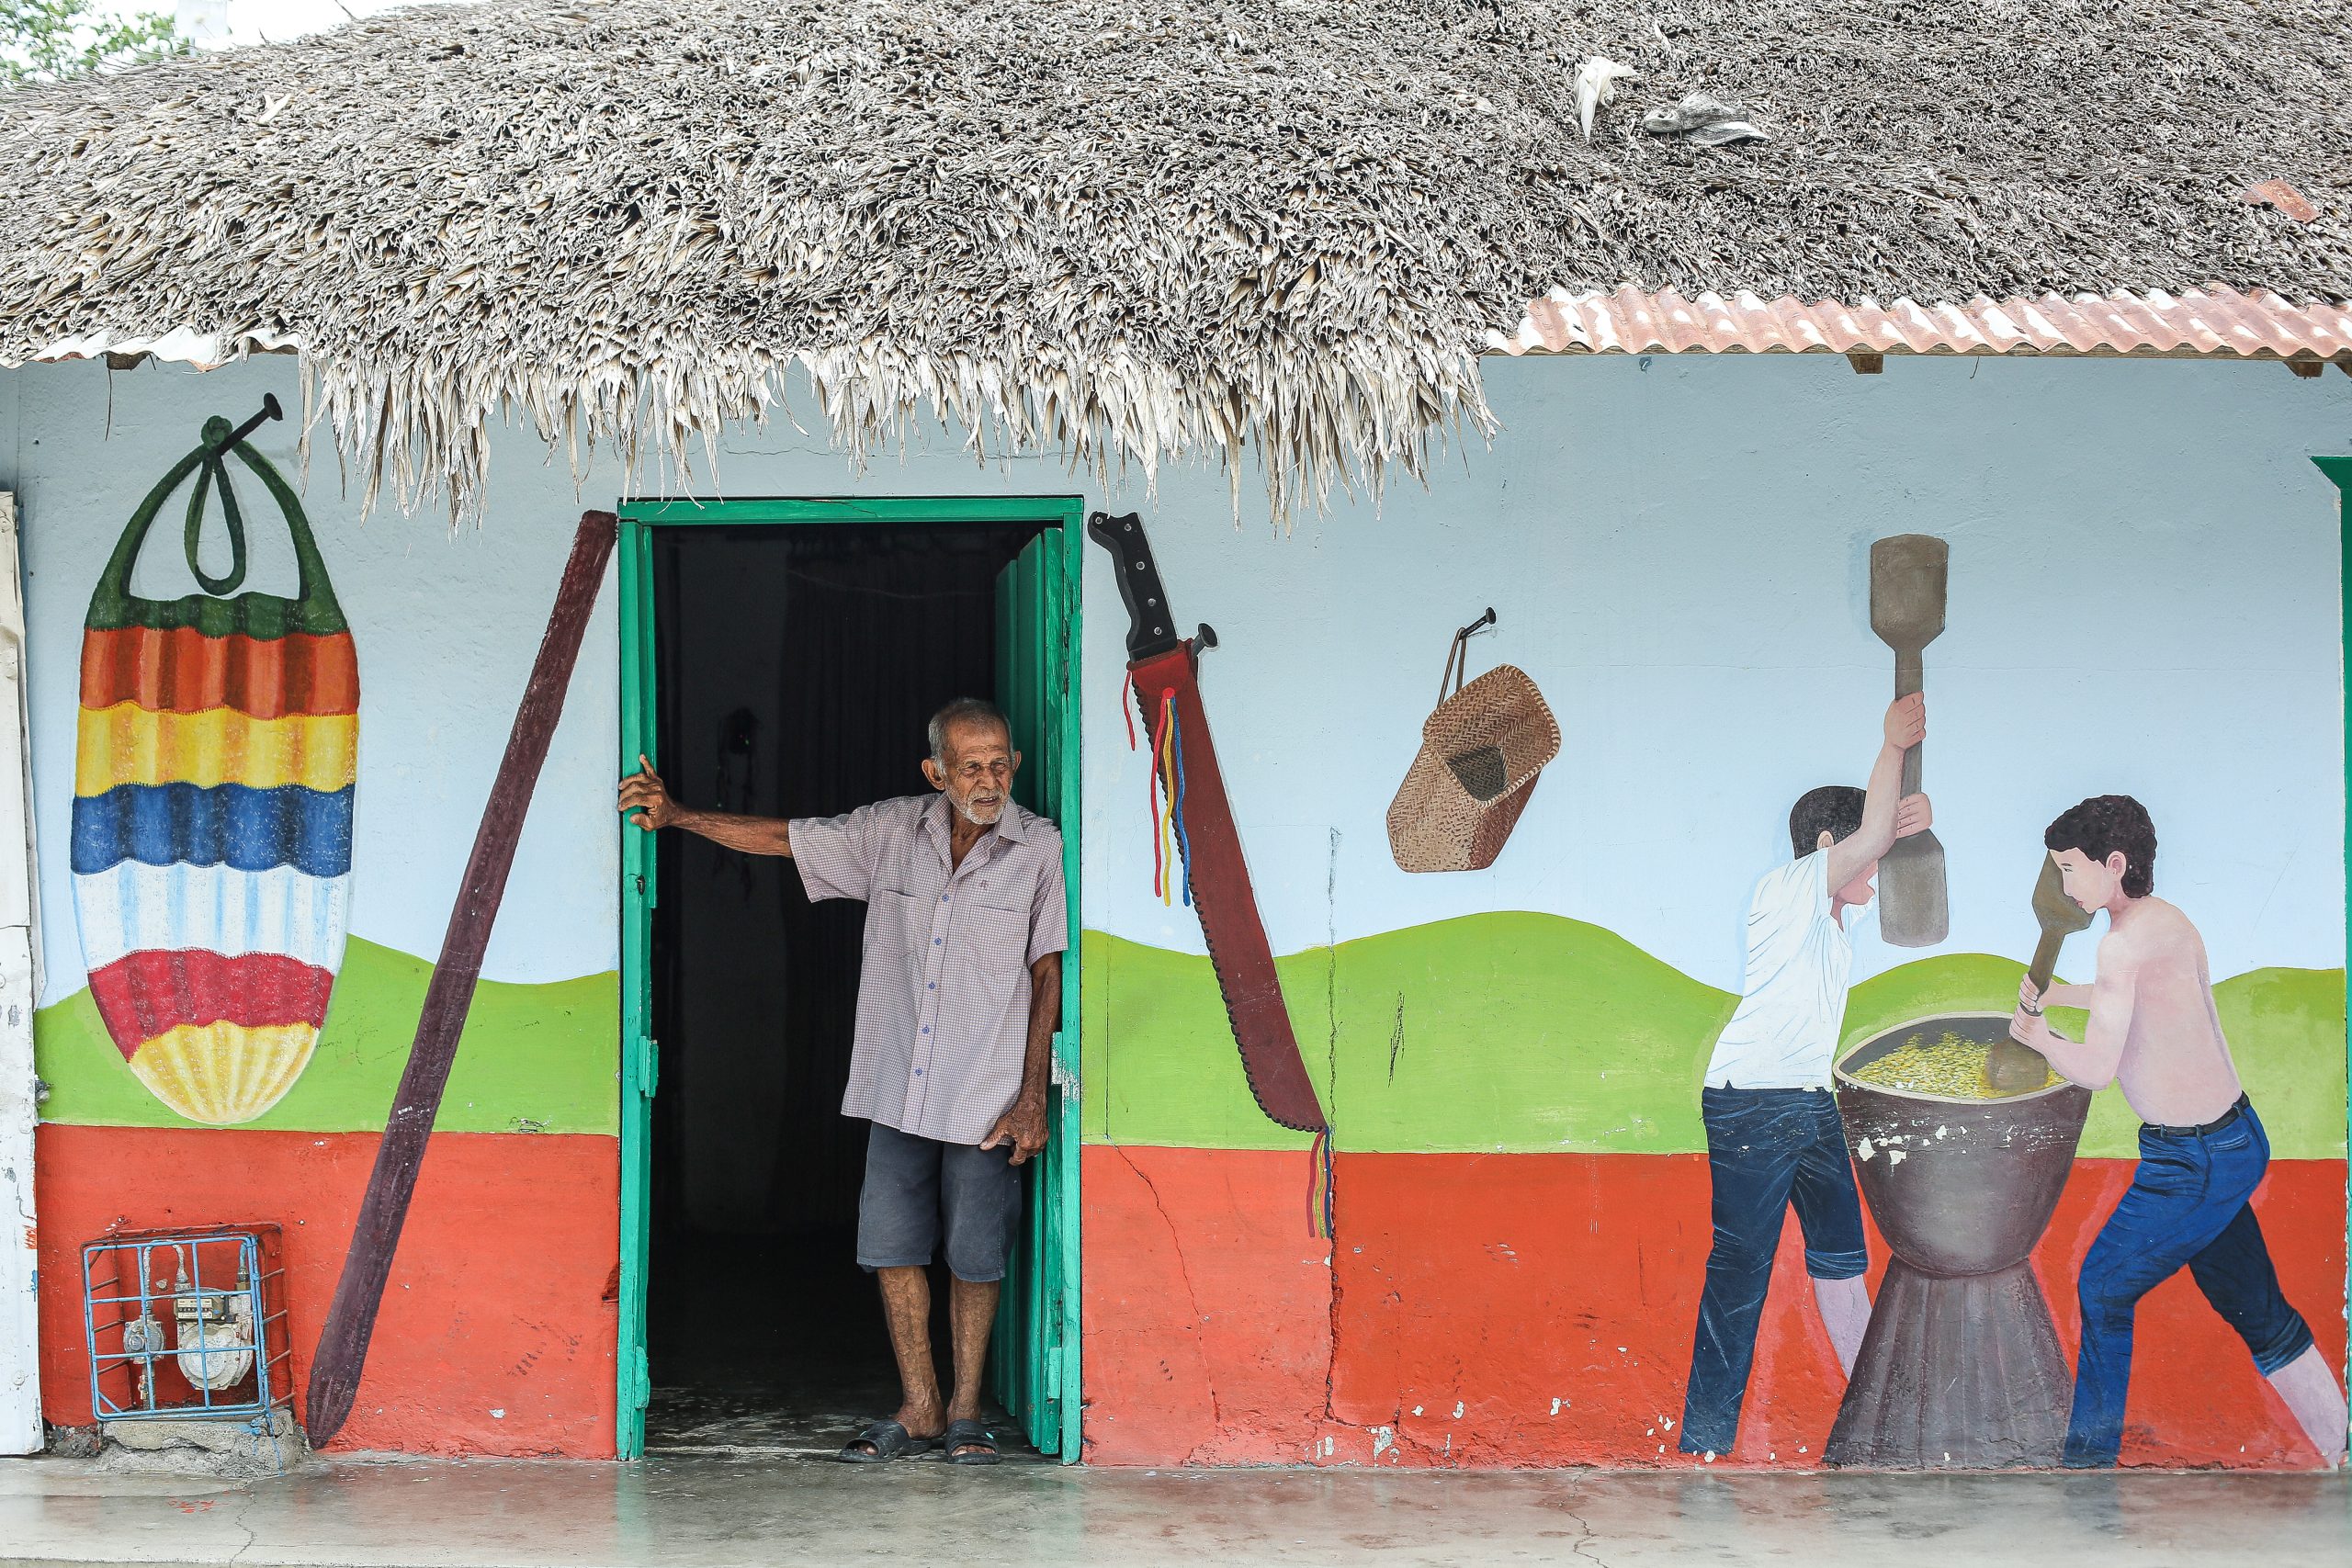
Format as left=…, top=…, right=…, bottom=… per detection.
left=1487, top=287, right=2352, bottom=364
left=33, top=290, right=2351, bottom=378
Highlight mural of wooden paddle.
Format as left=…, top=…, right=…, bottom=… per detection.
left=1868, top=535, right=1949, bottom=946
left=304, top=510, right=616, bottom=1447
left=1989, top=852, right=2094, bottom=1093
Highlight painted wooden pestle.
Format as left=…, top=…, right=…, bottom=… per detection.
left=1869, top=536, right=1949, bottom=946
left=305, top=510, right=616, bottom=1446
left=1989, top=852, right=2094, bottom=1093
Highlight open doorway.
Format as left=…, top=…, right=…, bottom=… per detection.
left=616, top=502, right=1081, bottom=1460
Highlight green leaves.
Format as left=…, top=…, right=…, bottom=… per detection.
left=2, top=0, right=187, bottom=85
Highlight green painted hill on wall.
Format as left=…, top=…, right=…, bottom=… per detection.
left=1081, top=912, right=1736, bottom=1153
left=37, top=938, right=617, bottom=1134
left=1081, top=916, right=2346, bottom=1160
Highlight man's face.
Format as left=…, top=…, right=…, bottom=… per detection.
left=2051, top=847, right=2124, bottom=912
left=924, top=719, right=1019, bottom=827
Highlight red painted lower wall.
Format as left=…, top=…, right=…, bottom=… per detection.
left=1082, top=1146, right=2348, bottom=1469
left=36, top=1124, right=619, bottom=1457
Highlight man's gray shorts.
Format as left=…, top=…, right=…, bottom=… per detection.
left=856, top=1122, right=1022, bottom=1283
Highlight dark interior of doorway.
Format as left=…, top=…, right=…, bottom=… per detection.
left=643, top=518, right=1047, bottom=1457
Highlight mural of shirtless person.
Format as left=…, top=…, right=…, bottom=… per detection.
left=2010, top=795, right=2348, bottom=1469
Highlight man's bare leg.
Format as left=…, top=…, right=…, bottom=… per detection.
left=2267, top=1345, right=2348, bottom=1468
left=868, top=1265, right=944, bottom=1447
left=1813, top=1275, right=1871, bottom=1378
left=945, top=1277, right=1001, bottom=1457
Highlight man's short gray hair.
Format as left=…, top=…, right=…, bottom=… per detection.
left=928, top=698, right=1011, bottom=764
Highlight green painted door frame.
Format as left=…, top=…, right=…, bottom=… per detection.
left=615, top=495, right=1087, bottom=1461
left=986, top=529, right=1084, bottom=1456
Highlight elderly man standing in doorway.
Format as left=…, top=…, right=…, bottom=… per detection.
left=617, top=697, right=1067, bottom=1465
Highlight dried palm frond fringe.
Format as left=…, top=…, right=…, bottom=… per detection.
left=0, top=0, right=2346, bottom=523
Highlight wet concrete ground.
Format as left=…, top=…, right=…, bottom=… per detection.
left=0, top=1453, right=2344, bottom=1566
left=642, top=1227, right=1035, bottom=1461
left=644, top=1377, right=1036, bottom=1461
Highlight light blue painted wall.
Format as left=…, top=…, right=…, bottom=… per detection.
left=1080, top=353, right=2352, bottom=994
left=5, top=354, right=1148, bottom=999
left=1, top=351, right=2345, bottom=1006
left=6, top=358, right=628, bottom=994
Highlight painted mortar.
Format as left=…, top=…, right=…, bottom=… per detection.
left=1826, top=1011, right=2091, bottom=1469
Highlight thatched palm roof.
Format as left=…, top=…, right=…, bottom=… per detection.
left=2, top=0, right=2346, bottom=519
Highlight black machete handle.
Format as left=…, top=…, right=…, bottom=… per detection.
left=1087, top=511, right=1183, bottom=661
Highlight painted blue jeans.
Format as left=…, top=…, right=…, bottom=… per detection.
left=1679, top=1086, right=1869, bottom=1457
left=2063, top=1099, right=2314, bottom=1467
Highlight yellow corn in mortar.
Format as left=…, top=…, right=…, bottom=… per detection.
left=1846, top=1031, right=2058, bottom=1100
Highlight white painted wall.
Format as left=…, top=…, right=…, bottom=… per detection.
left=0, top=492, right=41, bottom=1452
left=0, top=352, right=2343, bottom=1011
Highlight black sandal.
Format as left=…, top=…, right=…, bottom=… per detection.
left=941, top=1417, right=1001, bottom=1465
left=838, top=1418, right=933, bottom=1463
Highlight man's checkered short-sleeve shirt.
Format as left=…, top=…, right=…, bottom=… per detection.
left=790, top=794, right=1067, bottom=1145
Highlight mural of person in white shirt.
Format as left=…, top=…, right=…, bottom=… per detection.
left=1679, top=694, right=1933, bottom=1459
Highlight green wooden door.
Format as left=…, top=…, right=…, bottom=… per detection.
left=617, top=515, right=657, bottom=1459
left=989, top=528, right=1083, bottom=1458
left=616, top=499, right=1081, bottom=1463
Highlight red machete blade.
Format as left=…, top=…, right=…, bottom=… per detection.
left=1089, top=512, right=1327, bottom=1134
left=303, top=510, right=616, bottom=1446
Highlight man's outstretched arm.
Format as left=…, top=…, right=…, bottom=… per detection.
left=618, top=754, right=793, bottom=856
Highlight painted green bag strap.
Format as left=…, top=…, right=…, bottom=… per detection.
left=179, top=436, right=252, bottom=595
left=85, top=395, right=348, bottom=637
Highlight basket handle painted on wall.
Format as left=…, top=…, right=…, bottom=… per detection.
left=85, top=395, right=347, bottom=637
left=1433, top=607, right=1497, bottom=706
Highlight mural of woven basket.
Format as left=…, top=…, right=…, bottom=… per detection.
left=1385, top=612, right=1558, bottom=873
left=69, top=399, right=357, bottom=1125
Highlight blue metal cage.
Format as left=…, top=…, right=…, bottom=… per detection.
left=82, top=1225, right=292, bottom=1427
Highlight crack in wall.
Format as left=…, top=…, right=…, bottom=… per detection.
left=1110, top=1145, right=1224, bottom=1449
left=1322, top=1247, right=1344, bottom=1442
left=1320, top=828, right=1342, bottom=1438
left=1323, top=828, right=1340, bottom=1132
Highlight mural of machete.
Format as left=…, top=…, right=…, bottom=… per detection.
left=69, top=397, right=359, bottom=1126
left=1087, top=511, right=1333, bottom=1231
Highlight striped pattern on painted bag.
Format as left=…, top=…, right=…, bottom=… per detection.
left=70, top=404, right=356, bottom=1124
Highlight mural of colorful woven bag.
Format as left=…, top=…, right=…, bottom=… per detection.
left=1385, top=609, right=1559, bottom=873
left=70, top=397, right=357, bottom=1125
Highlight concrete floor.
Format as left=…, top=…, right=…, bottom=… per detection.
left=641, top=1229, right=1037, bottom=1461
left=1, top=1454, right=2346, bottom=1567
